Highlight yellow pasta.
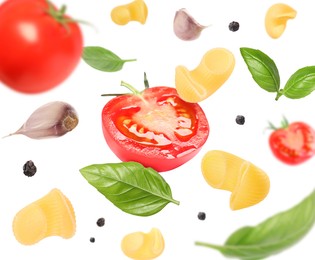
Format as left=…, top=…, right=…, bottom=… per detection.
left=111, top=0, right=148, bottom=25
left=121, top=228, right=164, bottom=260
left=265, top=3, right=297, bottom=39
left=13, top=188, right=76, bottom=245
left=201, top=150, right=270, bottom=210
left=175, top=48, right=235, bottom=103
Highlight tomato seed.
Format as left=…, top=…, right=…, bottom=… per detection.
left=139, top=127, right=145, bottom=133
left=123, top=119, right=131, bottom=125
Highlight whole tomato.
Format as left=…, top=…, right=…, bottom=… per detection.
left=102, top=81, right=209, bottom=172
left=268, top=117, right=315, bottom=165
left=0, top=0, right=83, bottom=93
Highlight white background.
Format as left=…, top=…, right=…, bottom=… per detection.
left=1, top=0, right=315, bottom=259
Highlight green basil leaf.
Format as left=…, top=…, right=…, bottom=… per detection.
left=196, top=189, right=315, bottom=259
left=82, top=46, right=136, bottom=72
left=240, top=47, right=280, bottom=93
left=79, top=161, right=180, bottom=216
left=281, top=66, right=315, bottom=99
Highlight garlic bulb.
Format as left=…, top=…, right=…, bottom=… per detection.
left=7, top=101, right=79, bottom=139
left=173, top=8, right=208, bottom=41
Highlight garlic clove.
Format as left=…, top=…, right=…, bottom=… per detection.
left=173, top=8, right=208, bottom=41
left=7, top=101, right=78, bottom=139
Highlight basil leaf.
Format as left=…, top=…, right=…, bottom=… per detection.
left=79, top=162, right=180, bottom=216
left=196, top=189, right=315, bottom=259
left=240, top=47, right=280, bottom=93
left=281, top=66, right=315, bottom=99
left=82, top=46, right=136, bottom=72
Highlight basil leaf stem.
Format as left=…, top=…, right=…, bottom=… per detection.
left=82, top=46, right=136, bottom=72
left=79, top=162, right=180, bottom=216
left=196, top=189, right=315, bottom=259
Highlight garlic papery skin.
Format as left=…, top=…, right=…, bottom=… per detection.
left=173, top=8, right=208, bottom=41
left=8, top=101, right=79, bottom=139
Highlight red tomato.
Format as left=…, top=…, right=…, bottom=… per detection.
left=102, top=86, right=209, bottom=172
left=0, top=0, right=83, bottom=93
left=269, top=121, right=315, bottom=165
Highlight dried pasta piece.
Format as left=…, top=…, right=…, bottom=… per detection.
left=13, top=188, right=76, bottom=245
left=121, top=228, right=164, bottom=260
left=265, top=3, right=297, bottom=39
left=201, top=150, right=270, bottom=210
left=175, top=48, right=235, bottom=103
left=111, top=0, right=148, bottom=25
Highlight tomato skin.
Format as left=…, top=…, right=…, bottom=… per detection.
left=102, top=86, right=209, bottom=172
left=0, top=0, right=83, bottom=93
left=269, top=122, right=315, bottom=165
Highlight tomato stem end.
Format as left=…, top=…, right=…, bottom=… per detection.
left=144, top=72, right=150, bottom=89
left=120, top=81, right=141, bottom=95
left=45, top=0, right=95, bottom=32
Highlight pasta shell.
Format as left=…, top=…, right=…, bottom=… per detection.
left=201, top=150, right=270, bottom=210
left=13, top=189, right=76, bottom=245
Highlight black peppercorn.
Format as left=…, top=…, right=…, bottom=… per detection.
left=229, top=21, right=239, bottom=32
left=96, top=217, right=105, bottom=227
left=90, top=237, right=95, bottom=243
left=236, top=115, right=245, bottom=125
left=198, top=212, right=206, bottom=220
left=23, top=160, right=37, bottom=177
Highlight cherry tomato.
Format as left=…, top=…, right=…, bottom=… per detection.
left=102, top=84, right=209, bottom=172
left=0, top=0, right=83, bottom=93
left=269, top=118, right=315, bottom=165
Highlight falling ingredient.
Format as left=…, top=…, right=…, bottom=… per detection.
left=240, top=47, right=315, bottom=100
left=201, top=150, right=270, bottom=210
left=6, top=101, right=78, bottom=139
left=96, top=217, right=105, bottom=227
left=235, top=115, right=245, bottom=125
left=23, top=160, right=37, bottom=177
left=13, top=188, right=76, bottom=245
left=195, top=189, right=315, bottom=259
left=175, top=48, right=235, bottom=103
left=79, top=162, right=180, bottom=216
left=265, top=3, right=296, bottom=39
left=121, top=228, right=165, bottom=259
left=111, top=0, right=148, bottom=25
left=173, top=8, right=208, bottom=41
left=229, top=21, right=239, bottom=32
left=198, top=212, right=206, bottom=220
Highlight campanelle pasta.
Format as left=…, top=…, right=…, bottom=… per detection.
left=121, top=228, right=164, bottom=260
left=111, top=0, right=148, bottom=25
left=265, top=3, right=297, bottom=39
left=175, top=48, right=235, bottom=103
left=201, top=150, right=270, bottom=210
left=13, top=188, right=76, bottom=245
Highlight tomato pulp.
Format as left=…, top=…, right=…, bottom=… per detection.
left=102, top=86, right=209, bottom=172
left=269, top=122, right=315, bottom=165
left=0, top=0, right=83, bottom=93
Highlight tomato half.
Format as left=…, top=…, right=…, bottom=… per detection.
left=269, top=121, right=315, bottom=165
left=102, top=86, right=209, bottom=172
left=0, top=0, right=83, bottom=93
